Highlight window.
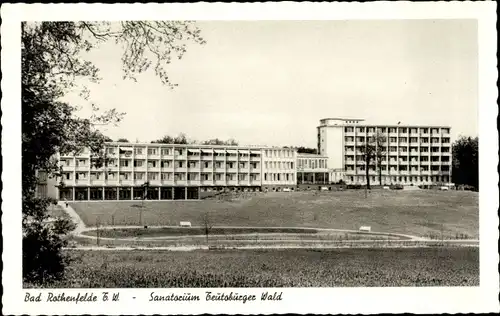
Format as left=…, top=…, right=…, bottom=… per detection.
left=390, top=137, right=397, bottom=143
left=148, top=148, right=157, bottom=155
left=135, top=148, right=143, bottom=155
left=134, top=172, right=144, bottom=180
left=368, top=127, right=375, bottom=133
left=134, top=160, right=143, bottom=167
left=148, top=161, right=157, bottom=168
left=401, top=128, right=407, bottom=133
left=161, top=173, right=171, bottom=180
left=204, top=162, right=210, bottom=168
left=345, top=127, right=354, bottom=132
left=107, top=148, right=115, bottom=154
left=357, top=127, right=365, bottom=133
left=161, top=148, right=171, bottom=155
left=65, top=173, right=72, bottom=180
left=389, top=128, right=396, bottom=133
left=177, top=161, right=183, bottom=168
left=148, top=173, right=158, bottom=180
left=120, top=160, right=129, bottom=167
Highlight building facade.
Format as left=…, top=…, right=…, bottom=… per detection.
left=317, top=118, right=452, bottom=185
left=296, top=153, right=329, bottom=185
left=52, top=117, right=453, bottom=200
left=57, top=143, right=297, bottom=200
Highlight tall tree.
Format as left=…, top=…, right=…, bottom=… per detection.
left=452, top=136, right=479, bottom=190
left=22, top=21, right=204, bottom=285
left=373, top=131, right=387, bottom=185
left=359, top=136, right=376, bottom=190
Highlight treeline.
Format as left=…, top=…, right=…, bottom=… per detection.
left=283, top=146, right=318, bottom=154
left=109, top=134, right=239, bottom=146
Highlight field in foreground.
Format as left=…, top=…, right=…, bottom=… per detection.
left=71, top=190, right=479, bottom=239
left=31, top=247, right=479, bottom=288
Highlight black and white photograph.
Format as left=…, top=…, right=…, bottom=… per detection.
left=2, top=2, right=498, bottom=315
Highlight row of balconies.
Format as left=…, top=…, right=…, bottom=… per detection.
left=62, top=166, right=263, bottom=172
left=345, top=151, right=451, bottom=156
left=345, top=160, right=451, bottom=166
left=345, top=170, right=450, bottom=176
left=66, top=179, right=263, bottom=186
left=344, top=131, right=450, bottom=137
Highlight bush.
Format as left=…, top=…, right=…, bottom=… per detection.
left=390, top=184, right=404, bottom=190
left=346, top=184, right=362, bottom=190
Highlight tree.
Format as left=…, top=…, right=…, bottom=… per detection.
left=151, top=133, right=189, bottom=144
left=22, top=21, right=205, bottom=284
left=373, top=131, right=387, bottom=186
left=201, top=138, right=239, bottom=146
left=116, top=138, right=129, bottom=143
left=359, top=137, right=376, bottom=190
left=452, top=136, right=479, bottom=190
left=202, top=211, right=213, bottom=245
left=296, top=147, right=318, bottom=154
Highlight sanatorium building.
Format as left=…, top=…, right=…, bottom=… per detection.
left=36, top=118, right=453, bottom=201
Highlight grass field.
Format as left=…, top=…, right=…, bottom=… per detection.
left=71, top=190, right=478, bottom=239
left=31, top=247, right=479, bottom=288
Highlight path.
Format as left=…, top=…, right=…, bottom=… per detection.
left=61, top=201, right=478, bottom=250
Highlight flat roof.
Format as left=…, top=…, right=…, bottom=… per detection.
left=106, top=142, right=296, bottom=150
left=318, top=124, right=451, bottom=129
left=297, top=153, right=328, bottom=158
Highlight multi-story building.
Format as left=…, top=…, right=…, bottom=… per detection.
left=317, top=118, right=452, bottom=185
left=57, top=143, right=297, bottom=201
left=51, top=117, right=453, bottom=200
left=296, top=153, right=329, bottom=185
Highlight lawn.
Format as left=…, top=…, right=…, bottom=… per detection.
left=70, top=190, right=479, bottom=239
left=31, top=247, right=479, bottom=288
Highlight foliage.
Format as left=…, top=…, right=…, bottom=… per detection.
left=22, top=21, right=204, bottom=284
left=151, top=133, right=189, bottom=144
left=201, top=138, right=239, bottom=146
left=151, top=134, right=239, bottom=146
left=373, top=131, right=387, bottom=186
left=116, top=138, right=130, bottom=143
left=296, top=147, right=318, bottom=154
left=358, top=140, right=376, bottom=190
left=31, top=248, right=479, bottom=288
left=452, top=136, right=478, bottom=190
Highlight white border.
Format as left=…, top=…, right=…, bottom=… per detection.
left=1, top=2, right=498, bottom=315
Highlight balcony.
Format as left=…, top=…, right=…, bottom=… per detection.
left=161, top=166, right=174, bottom=172
left=174, top=167, right=187, bottom=173
left=239, top=168, right=250, bottom=173
left=214, top=180, right=226, bottom=186
left=175, top=155, right=187, bottom=160
left=187, top=180, right=201, bottom=186
left=148, top=179, right=162, bottom=186
left=119, top=180, right=134, bottom=186
left=226, top=180, right=238, bottom=186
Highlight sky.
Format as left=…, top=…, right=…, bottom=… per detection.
left=63, top=20, right=478, bottom=147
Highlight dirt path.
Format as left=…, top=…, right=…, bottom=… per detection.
left=61, top=202, right=478, bottom=249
